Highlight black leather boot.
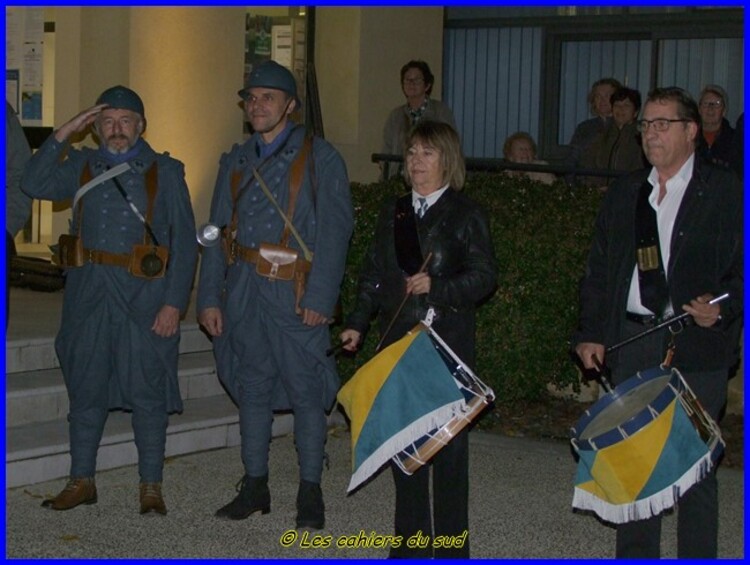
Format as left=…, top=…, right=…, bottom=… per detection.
left=296, top=480, right=324, bottom=530
left=215, top=475, right=270, bottom=520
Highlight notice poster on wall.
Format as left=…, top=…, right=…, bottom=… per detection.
left=7, top=69, right=20, bottom=112
left=5, top=7, right=44, bottom=125
left=271, top=25, right=292, bottom=69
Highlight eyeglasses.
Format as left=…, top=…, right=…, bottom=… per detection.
left=403, top=78, right=424, bottom=85
left=636, top=118, right=689, bottom=133
left=700, top=100, right=724, bottom=109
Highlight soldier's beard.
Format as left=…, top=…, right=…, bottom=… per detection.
left=104, top=135, right=134, bottom=155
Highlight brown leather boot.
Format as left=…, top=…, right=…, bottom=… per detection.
left=139, top=482, right=167, bottom=515
left=41, top=477, right=97, bottom=510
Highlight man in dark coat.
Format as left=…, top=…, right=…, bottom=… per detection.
left=197, top=61, right=353, bottom=530
left=573, top=87, right=743, bottom=558
left=22, top=86, right=198, bottom=515
left=696, top=84, right=736, bottom=170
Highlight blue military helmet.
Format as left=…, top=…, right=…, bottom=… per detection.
left=96, top=85, right=145, bottom=119
left=238, top=60, right=301, bottom=109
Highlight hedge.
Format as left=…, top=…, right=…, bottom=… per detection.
left=335, top=174, right=603, bottom=404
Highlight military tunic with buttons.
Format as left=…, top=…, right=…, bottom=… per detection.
left=197, top=125, right=353, bottom=481
left=22, top=136, right=197, bottom=419
left=198, top=125, right=353, bottom=408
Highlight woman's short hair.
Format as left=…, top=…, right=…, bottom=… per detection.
left=403, top=121, right=465, bottom=189
left=610, top=87, right=642, bottom=112
left=400, top=60, right=435, bottom=96
left=503, top=131, right=537, bottom=160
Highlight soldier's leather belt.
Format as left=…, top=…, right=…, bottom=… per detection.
left=82, top=248, right=131, bottom=268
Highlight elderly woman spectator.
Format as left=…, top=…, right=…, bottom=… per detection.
left=503, top=131, right=556, bottom=185
left=696, top=84, right=736, bottom=169
left=381, top=60, right=457, bottom=180
left=341, top=121, right=497, bottom=558
left=592, top=87, right=647, bottom=188
left=565, top=77, right=622, bottom=184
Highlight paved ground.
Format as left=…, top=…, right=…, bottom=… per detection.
left=5, top=428, right=744, bottom=559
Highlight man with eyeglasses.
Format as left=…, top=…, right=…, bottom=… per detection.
left=696, top=84, right=737, bottom=170
left=573, top=86, right=742, bottom=558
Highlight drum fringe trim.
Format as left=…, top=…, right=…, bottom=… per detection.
left=347, top=400, right=466, bottom=493
left=572, top=452, right=714, bottom=524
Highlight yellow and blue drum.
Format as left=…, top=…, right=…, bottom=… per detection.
left=570, top=365, right=724, bottom=524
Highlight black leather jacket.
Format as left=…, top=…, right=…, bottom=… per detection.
left=346, top=189, right=497, bottom=365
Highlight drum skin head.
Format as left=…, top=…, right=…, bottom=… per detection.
left=572, top=366, right=681, bottom=448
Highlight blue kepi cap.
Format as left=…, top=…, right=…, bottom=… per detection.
left=96, top=85, right=145, bottom=119
left=238, top=60, right=301, bottom=108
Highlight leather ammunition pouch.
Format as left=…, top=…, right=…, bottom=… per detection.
left=235, top=242, right=312, bottom=314
left=255, top=242, right=299, bottom=281
left=56, top=234, right=85, bottom=268
left=128, top=244, right=169, bottom=278
left=55, top=236, right=168, bottom=279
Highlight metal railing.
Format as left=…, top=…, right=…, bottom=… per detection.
left=371, top=153, right=631, bottom=180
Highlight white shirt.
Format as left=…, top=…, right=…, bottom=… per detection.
left=626, top=153, right=695, bottom=316
left=412, top=184, right=450, bottom=216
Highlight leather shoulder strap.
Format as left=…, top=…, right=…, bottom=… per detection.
left=280, top=136, right=312, bottom=246
left=144, top=162, right=159, bottom=244
left=228, top=168, right=244, bottom=239
left=76, top=165, right=94, bottom=236
left=635, top=180, right=670, bottom=316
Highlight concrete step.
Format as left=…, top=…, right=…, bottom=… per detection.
left=5, top=322, right=211, bottom=375
left=5, top=395, right=302, bottom=488
left=6, top=351, right=222, bottom=428
left=5, top=395, right=348, bottom=489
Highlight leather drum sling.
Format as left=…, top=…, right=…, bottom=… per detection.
left=634, top=180, right=670, bottom=317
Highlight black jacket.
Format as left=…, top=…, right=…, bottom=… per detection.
left=573, top=157, right=743, bottom=372
left=346, top=190, right=497, bottom=365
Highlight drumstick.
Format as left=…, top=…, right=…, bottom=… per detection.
left=590, top=356, right=613, bottom=393
left=591, top=293, right=729, bottom=394
left=606, top=292, right=730, bottom=353
left=375, top=252, right=433, bottom=352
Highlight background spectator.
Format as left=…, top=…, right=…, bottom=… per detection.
left=565, top=77, right=622, bottom=185
left=381, top=60, right=457, bottom=180
left=696, top=84, right=735, bottom=169
left=592, top=87, right=647, bottom=189
left=503, top=131, right=556, bottom=185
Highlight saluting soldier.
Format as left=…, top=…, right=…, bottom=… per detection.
left=22, top=85, right=198, bottom=515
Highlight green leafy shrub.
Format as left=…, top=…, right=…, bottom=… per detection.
left=336, top=175, right=603, bottom=405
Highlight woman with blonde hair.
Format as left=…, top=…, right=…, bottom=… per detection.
left=341, top=121, right=497, bottom=558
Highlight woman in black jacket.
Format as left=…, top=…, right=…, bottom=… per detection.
left=341, top=121, right=497, bottom=558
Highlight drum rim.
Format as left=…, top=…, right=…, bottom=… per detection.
left=571, top=365, right=684, bottom=450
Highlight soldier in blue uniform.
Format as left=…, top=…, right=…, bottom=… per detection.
left=22, top=86, right=198, bottom=515
left=197, top=61, right=353, bottom=530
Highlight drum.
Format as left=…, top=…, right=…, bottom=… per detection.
left=337, top=322, right=494, bottom=493
left=392, top=326, right=494, bottom=475
left=570, top=365, right=724, bottom=524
